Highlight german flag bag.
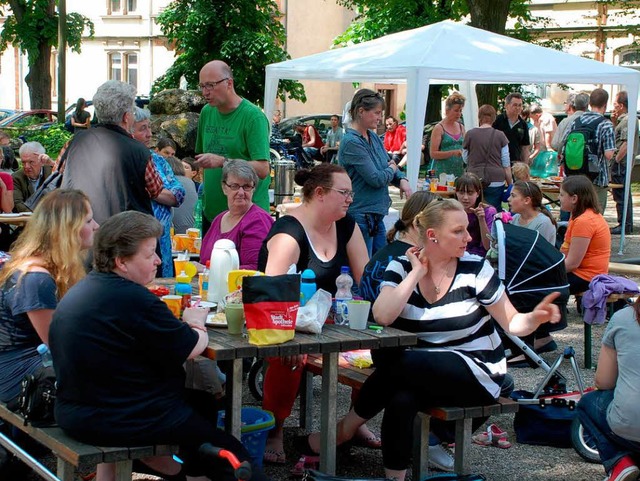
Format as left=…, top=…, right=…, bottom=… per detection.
left=242, top=274, right=300, bottom=345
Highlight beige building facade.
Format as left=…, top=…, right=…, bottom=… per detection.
left=0, top=0, right=176, bottom=111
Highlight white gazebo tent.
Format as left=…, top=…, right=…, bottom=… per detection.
left=264, top=20, right=640, bottom=252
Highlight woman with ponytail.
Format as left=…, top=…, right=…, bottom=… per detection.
left=359, top=191, right=438, bottom=303
left=507, top=181, right=556, bottom=245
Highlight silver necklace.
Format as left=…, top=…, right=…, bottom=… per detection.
left=433, top=261, right=452, bottom=295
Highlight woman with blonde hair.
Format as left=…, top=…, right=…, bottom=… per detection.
left=0, top=189, right=98, bottom=403
left=429, top=92, right=466, bottom=177
left=304, top=198, right=560, bottom=481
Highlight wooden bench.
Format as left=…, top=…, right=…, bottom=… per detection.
left=300, top=353, right=518, bottom=479
left=0, top=403, right=177, bottom=481
left=575, top=291, right=637, bottom=369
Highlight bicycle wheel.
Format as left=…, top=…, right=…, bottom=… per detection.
left=570, top=416, right=600, bottom=463
left=248, top=358, right=264, bottom=402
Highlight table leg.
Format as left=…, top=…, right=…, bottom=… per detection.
left=226, top=358, right=243, bottom=439
left=319, top=351, right=338, bottom=475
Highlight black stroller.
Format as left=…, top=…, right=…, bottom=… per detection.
left=492, top=219, right=570, bottom=370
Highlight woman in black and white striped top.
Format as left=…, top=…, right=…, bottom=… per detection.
left=304, top=198, right=561, bottom=481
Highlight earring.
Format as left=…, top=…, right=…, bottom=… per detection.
left=431, top=238, right=438, bottom=243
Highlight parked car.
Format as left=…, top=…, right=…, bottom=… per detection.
left=0, top=109, right=20, bottom=122
left=0, top=109, right=58, bottom=132
left=279, top=114, right=337, bottom=142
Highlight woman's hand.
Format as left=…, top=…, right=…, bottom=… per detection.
left=451, top=149, right=463, bottom=158
left=282, top=354, right=305, bottom=370
left=399, top=179, right=412, bottom=200
left=530, top=292, right=562, bottom=327
left=473, top=204, right=486, bottom=220
left=183, top=307, right=209, bottom=328
left=406, top=246, right=428, bottom=277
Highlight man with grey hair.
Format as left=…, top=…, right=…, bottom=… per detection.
left=552, top=92, right=589, bottom=153
left=12, top=141, right=53, bottom=212
left=60, top=80, right=164, bottom=225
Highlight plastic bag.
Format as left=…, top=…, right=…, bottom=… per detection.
left=295, top=289, right=332, bottom=334
left=243, top=274, right=300, bottom=346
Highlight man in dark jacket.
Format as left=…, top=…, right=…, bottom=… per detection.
left=12, top=142, right=53, bottom=212
left=60, top=80, right=167, bottom=224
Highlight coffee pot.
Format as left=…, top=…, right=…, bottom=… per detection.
left=207, top=239, right=240, bottom=303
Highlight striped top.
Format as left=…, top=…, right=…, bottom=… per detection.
left=380, top=253, right=506, bottom=398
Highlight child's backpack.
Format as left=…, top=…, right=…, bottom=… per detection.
left=563, top=115, right=606, bottom=180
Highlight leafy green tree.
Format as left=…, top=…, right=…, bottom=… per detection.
left=0, top=0, right=93, bottom=109
left=154, top=0, right=305, bottom=106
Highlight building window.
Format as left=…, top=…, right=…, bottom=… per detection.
left=621, top=50, right=640, bottom=67
left=108, top=0, right=136, bottom=14
left=109, top=52, right=122, bottom=81
left=108, top=52, right=137, bottom=88
left=127, top=53, right=138, bottom=88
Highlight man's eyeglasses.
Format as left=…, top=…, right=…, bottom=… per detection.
left=198, top=78, right=229, bottom=91
left=223, top=181, right=255, bottom=192
left=330, top=188, right=355, bottom=199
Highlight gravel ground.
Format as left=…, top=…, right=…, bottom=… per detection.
left=22, top=189, right=640, bottom=481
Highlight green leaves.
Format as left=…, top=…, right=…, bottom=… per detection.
left=153, top=0, right=305, bottom=105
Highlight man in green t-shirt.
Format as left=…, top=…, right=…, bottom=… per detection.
left=194, top=60, right=270, bottom=229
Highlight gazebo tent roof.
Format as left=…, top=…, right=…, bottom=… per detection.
left=264, top=20, right=640, bottom=251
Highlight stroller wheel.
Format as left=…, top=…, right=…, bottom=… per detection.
left=248, top=358, right=264, bottom=402
left=570, top=417, right=600, bottom=463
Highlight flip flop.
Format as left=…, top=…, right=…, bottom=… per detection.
left=263, top=447, right=286, bottom=465
left=290, top=455, right=320, bottom=477
left=352, top=432, right=382, bottom=449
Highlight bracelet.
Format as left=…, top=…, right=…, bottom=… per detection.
left=190, top=324, right=207, bottom=333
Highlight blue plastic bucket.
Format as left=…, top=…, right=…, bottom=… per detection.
left=217, top=407, right=275, bottom=467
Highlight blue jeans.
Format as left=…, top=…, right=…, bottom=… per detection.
left=483, top=185, right=505, bottom=212
left=577, top=389, right=640, bottom=474
left=354, top=212, right=387, bottom=257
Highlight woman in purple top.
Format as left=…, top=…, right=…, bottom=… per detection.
left=455, top=173, right=496, bottom=257
left=200, top=160, right=273, bottom=269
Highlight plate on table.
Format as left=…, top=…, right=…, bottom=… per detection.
left=198, top=301, right=217, bottom=310
left=0, top=213, right=24, bottom=218
left=206, top=312, right=227, bottom=327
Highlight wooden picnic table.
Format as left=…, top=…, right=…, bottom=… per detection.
left=153, top=277, right=417, bottom=474
left=204, top=324, right=417, bottom=474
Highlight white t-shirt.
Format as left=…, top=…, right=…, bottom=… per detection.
left=511, top=212, right=557, bottom=245
left=602, top=306, right=640, bottom=442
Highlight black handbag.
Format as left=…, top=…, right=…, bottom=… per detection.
left=7, top=366, right=57, bottom=427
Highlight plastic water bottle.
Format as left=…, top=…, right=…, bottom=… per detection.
left=300, top=269, right=317, bottom=306
left=37, top=344, right=53, bottom=368
left=194, top=190, right=203, bottom=237
left=334, top=266, right=353, bottom=325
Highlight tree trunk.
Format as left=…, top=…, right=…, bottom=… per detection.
left=25, top=44, right=53, bottom=109
left=426, top=85, right=444, bottom=124
left=466, top=0, right=512, bottom=107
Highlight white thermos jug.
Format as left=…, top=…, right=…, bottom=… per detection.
left=207, top=239, right=240, bottom=303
